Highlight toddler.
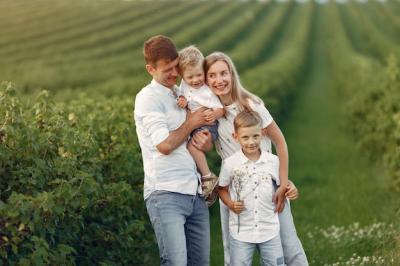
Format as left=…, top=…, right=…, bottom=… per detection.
left=177, top=45, right=224, bottom=206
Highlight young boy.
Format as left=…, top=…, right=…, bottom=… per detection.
left=177, top=45, right=224, bottom=206
left=218, top=111, right=285, bottom=266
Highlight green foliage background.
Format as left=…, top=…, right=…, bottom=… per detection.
left=0, top=0, right=399, bottom=265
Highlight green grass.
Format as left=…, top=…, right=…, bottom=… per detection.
left=210, top=4, right=399, bottom=265
left=280, top=5, right=399, bottom=265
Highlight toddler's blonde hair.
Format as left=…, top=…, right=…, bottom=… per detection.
left=178, top=45, right=204, bottom=74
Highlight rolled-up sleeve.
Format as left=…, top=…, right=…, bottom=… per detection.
left=142, top=112, right=169, bottom=146
left=135, top=93, right=169, bottom=146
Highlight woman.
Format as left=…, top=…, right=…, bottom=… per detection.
left=193, top=52, right=308, bottom=265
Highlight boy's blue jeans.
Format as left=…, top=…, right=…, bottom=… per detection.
left=230, top=234, right=284, bottom=266
left=220, top=181, right=308, bottom=266
left=145, top=190, right=210, bottom=266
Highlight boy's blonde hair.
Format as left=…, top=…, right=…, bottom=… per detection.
left=234, top=111, right=262, bottom=132
left=178, top=45, right=204, bottom=74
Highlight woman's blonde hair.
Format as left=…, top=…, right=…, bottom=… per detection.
left=204, top=52, right=262, bottom=111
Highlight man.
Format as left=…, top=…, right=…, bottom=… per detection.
left=134, top=35, right=211, bottom=265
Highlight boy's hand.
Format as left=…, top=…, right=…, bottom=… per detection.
left=230, top=200, right=244, bottom=214
left=177, top=96, right=187, bottom=108
left=273, top=186, right=286, bottom=213
left=285, top=181, right=299, bottom=200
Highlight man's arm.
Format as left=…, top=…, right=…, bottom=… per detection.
left=157, top=108, right=211, bottom=155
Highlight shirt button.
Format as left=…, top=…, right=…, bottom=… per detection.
left=255, top=210, right=258, bottom=214
left=255, top=196, right=258, bottom=199
left=255, top=224, right=258, bottom=227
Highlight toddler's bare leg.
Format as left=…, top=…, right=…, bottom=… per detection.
left=188, top=141, right=211, bottom=177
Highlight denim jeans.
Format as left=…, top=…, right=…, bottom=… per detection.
left=230, top=234, right=284, bottom=266
left=219, top=193, right=308, bottom=265
left=145, top=190, right=210, bottom=266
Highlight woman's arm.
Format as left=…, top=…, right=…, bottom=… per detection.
left=213, top=107, right=225, bottom=120
left=263, top=121, right=288, bottom=213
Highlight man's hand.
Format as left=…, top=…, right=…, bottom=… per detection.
left=186, top=108, right=212, bottom=130
left=273, top=186, right=286, bottom=213
left=191, top=130, right=213, bottom=152
left=177, top=96, right=187, bottom=109
left=285, top=180, right=299, bottom=200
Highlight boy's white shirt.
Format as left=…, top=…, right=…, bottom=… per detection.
left=178, top=80, right=223, bottom=112
left=219, top=149, right=280, bottom=243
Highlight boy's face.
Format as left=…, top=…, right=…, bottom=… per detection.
left=146, top=58, right=179, bottom=89
left=234, top=125, right=262, bottom=157
left=182, top=64, right=205, bottom=89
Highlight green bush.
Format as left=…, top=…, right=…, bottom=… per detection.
left=0, top=82, right=155, bottom=264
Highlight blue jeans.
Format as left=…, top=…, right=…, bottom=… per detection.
left=274, top=185, right=308, bottom=265
left=230, top=234, right=284, bottom=266
left=145, top=190, right=210, bottom=266
left=220, top=192, right=308, bottom=265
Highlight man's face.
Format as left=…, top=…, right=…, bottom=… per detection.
left=146, top=58, right=179, bottom=88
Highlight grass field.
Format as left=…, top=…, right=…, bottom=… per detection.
left=1, top=0, right=399, bottom=265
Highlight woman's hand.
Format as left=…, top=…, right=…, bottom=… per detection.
left=285, top=180, right=299, bottom=200
left=273, top=186, right=286, bottom=213
left=203, top=109, right=216, bottom=122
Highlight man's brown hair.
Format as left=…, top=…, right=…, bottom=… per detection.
left=234, top=111, right=262, bottom=132
left=143, top=35, right=178, bottom=67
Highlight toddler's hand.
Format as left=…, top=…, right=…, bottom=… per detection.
left=177, top=96, right=187, bottom=108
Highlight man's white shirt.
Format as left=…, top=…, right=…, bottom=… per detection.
left=219, top=149, right=280, bottom=243
left=134, top=79, right=201, bottom=200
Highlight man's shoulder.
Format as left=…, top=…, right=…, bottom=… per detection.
left=136, top=83, right=158, bottom=99
left=134, top=84, right=165, bottom=115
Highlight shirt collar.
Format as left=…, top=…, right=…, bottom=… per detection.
left=151, top=79, right=179, bottom=98
left=238, top=149, right=271, bottom=165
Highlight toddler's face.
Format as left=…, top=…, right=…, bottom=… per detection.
left=182, top=64, right=205, bottom=89
left=234, top=125, right=262, bottom=157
